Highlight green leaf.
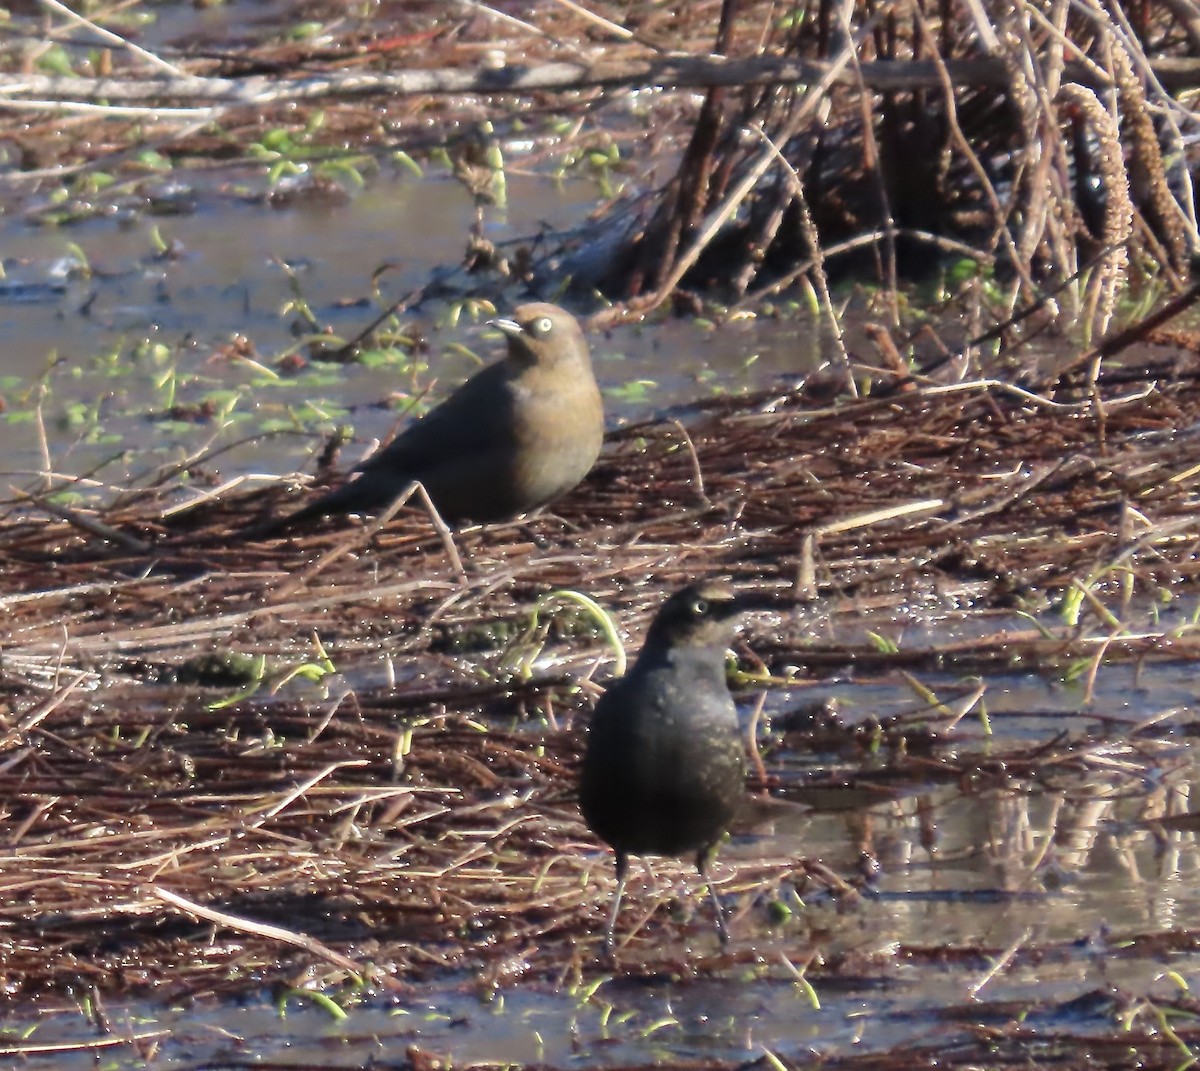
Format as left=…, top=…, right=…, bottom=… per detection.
left=603, top=379, right=658, bottom=404
left=393, top=151, right=423, bottom=178
left=289, top=21, right=326, bottom=40
left=260, top=128, right=296, bottom=154
left=36, top=45, right=75, bottom=76
left=135, top=149, right=172, bottom=172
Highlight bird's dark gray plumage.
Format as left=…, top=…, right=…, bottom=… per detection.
left=254, top=303, right=603, bottom=534
left=580, top=582, right=748, bottom=954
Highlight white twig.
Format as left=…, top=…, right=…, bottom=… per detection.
left=814, top=499, right=946, bottom=537
left=149, top=885, right=377, bottom=979
left=0, top=98, right=214, bottom=117
left=547, top=0, right=636, bottom=41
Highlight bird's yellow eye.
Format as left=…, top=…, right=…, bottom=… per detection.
left=692, top=598, right=708, bottom=615
left=531, top=316, right=553, bottom=335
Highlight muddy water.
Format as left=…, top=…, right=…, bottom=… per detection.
left=3, top=661, right=1197, bottom=1069
left=134, top=0, right=302, bottom=51
left=0, top=170, right=820, bottom=492
left=1, top=145, right=1196, bottom=1069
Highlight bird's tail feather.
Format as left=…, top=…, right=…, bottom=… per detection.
left=240, top=481, right=363, bottom=540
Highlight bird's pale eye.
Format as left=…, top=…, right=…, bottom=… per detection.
left=692, top=598, right=709, bottom=615
left=531, top=316, right=553, bottom=336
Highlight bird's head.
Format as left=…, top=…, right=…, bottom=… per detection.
left=490, top=303, right=590, bottom=370
left=643, top=581, right=746, bottom=653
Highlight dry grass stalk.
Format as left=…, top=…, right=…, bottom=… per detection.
left=0, top=352, right=1194, bottom=996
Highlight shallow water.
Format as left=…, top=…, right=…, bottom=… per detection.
left=0, top=167, right=823, bottom=495
left=2, top=659, right=1197, bottom=1069
left=1, top=70, right=1197, bottom=1069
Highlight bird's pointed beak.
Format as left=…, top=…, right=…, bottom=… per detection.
left=489, top=317, right=523, bottom=337
left=704, top=594, right=745, bottom=620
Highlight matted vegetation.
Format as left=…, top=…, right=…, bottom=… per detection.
left=2, top=335, right=1199, bottom=1016
left=4, top=2, right=1200, bottom=1067
left=4, top=0, right=1198, bottom=324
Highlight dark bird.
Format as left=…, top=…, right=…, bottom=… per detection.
left=254, top=303, right=603, bottom=534
left=580, top=582, right=749, bottom=954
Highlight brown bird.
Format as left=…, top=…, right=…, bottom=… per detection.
left=254, top=303, right=604, bottom=534
left=580, top=582, right=749, bottom=955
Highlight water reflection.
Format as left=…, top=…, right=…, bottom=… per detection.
left=7, top=773, right=1194, bottom=1070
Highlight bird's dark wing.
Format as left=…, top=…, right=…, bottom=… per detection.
left=241, top=363, right=518, bottom=536
left=356, top=361, right=515, bottom=480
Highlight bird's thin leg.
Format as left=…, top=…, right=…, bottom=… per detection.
left=604, top=851, right=629, bottom=958
left=697, top=848, right=730, bottom=946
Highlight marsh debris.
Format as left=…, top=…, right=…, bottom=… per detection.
left=0, top=341, right=1196, bottom=1027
